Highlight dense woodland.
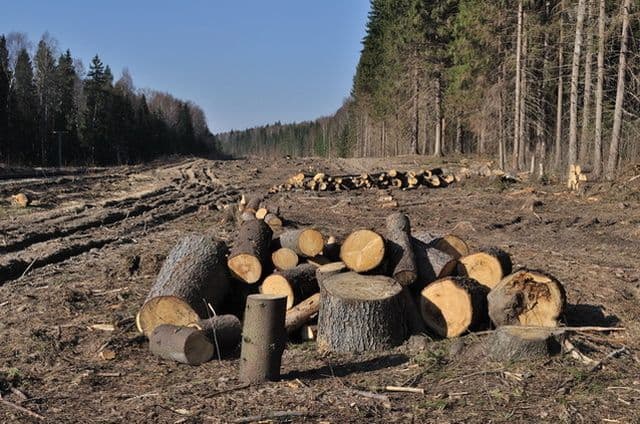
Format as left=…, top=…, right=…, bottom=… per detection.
left=0, top=32, right=220, bottom=167
left=221, top=0, right=639, bottom=180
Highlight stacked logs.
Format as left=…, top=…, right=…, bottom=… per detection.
left=136, top=202, right=568, bottom=373
left=269, top=168, right=457, bottom=193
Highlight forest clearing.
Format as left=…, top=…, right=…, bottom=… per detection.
left=1, top=156, right=639, bottom=423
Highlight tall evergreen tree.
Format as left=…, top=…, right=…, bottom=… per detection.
left=34, top=38, right=58, bottom=165
left=8, top=49, right=37, bottom=163
left=0, top=35, right=10, bottom=162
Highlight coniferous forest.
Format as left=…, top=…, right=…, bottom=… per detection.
left=220, top=0, right=639, bottom=180
left=0, top=32, right=221, bottom=167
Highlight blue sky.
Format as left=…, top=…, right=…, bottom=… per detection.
left=0, top=0, right=370, bottom=133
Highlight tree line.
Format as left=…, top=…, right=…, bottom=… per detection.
left=221, top=0, right=639, bottom=180
left=0, top=32, right=221, bottom=167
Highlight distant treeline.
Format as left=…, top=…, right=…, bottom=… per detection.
left=0, top=32, right=222, bottom=166
left=221, top=0, right=639, bottom=180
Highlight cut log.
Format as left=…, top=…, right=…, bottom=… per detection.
left=385, top=213, right=418, bottom=286
left=317, top=272, right=407, bottom=352
left=488, top=269, right=566, bottom=327
left=263, top=213, right=283, bottom=232
left=279, top=228, right=324, bottom=258
left=315, top=261, right=347, bottom=286
left=136, top=234, right=229, bottom=336
left=271, top=247, right=299, bottom=271
left=228, top=219, right=273, bottom=284
left=148, top=324, right=214, bottom=365
left=456, top=248, right=512, bottom=289
left=431, top=234, right=469, bottom=259
left=191, top=315, right=242, bottom=354
left=412, top=237, right=456, bottom=290
left=261, top=263, right=318, bottom=309
left=255, top=207, right=269, bottom=220
left=419, top=277, right=489, bottom=338
left=487, top=326, right=563, bottom=362
left=239, top=294, right=287, bottom=383
left=340, top=229, right=386, bottom=273
left=11, top=193, right=30, bottom=207
left=284, top=293, right=321, bottom=334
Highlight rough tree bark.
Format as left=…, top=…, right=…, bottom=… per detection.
left=513, top=0, right=524, bottom=169
left=554, top=0, right=565, bottom=171
left=434, top=76, right=443, bottom=157
left=579, top=0, right=595, bottom=164
left=593, top=0, right=606, bottom=178
left=385, top=212, right=418, bottom=286
left=568, top=0, right=587, bottom=174
left=228, top=219, right=273, bottom=284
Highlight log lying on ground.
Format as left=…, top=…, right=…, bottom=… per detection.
left=191, top=315, right=242, bottom=354
left=149, top=324, right=214, bottom=365
left=279, top=228, right=324, bottom=258
left=487, top=326, right=563, bottom=362
left=284, top=293, right=321, bottom=334
left=488, top=269, right=566, bottom=327
left=317, top=272, right=407, bottom=352
left=385, top=213, right=418, bottom=286
left=136, top=234, right=229, bottom=336
left=315, top=261, right=347, bottom=286
left=431, top=234, right=469, bottom=259
left=261, top=263, right=318, bottom=309
left=411, top=236, right=456, bottom=291
left=264, top=213, right=283, bottom=233
left=228, top=219, right=273, bottom=284
left=340, top=229, right=386, bottom=273
left=271, top=247, right=299, bottom=271
left=419, top=277, right=488, bottom=338
left=239, top=294, right=287, bottom=383
left=456, top=248, right=512, bottom=289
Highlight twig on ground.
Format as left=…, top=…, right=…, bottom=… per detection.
left=0, top=394, right=45, bottom=421
left=441, top=369, right=504, bottom=385
left=205, top=383, right=250, bottom=398
left=18, top=258, right=38, bottom=280
left=383, top=385, right=425, bottom=394
left=589, top=346, right=628, bottom=372
left=351, top=390, right=392, bottom=408
left=231, top=410, right=317, bottom=423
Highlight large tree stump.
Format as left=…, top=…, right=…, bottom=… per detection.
left=239, top=294, right=287, bottom=383
left=149, top=324, right=214, bottom=365
left=457, top=248, right=512, bottom=289
left=192, top=315, right=242, bottom=355
left=488, top=269, right=566, bottom=327
left=340, top=229, right=386, bottom=273
left=385, top=213, right=418, bottom=286
left=317, top=272, right=407, bottom=353
left=271, top=247, right=299, bottom=271
left=261, top=264, right=319, bottom=309
left=284, top=293, right=321, bottom=334
left=136, top=234, right=229, bottom=336
left=279, top=228, right=324, bottom=258
left=228, top=219, right=273, bottom=284
left=487, top=326, right=563, bottom=362
left=419, top=277, right=488, bottom=338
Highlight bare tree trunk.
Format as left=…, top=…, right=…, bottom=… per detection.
left=434, top=77, right=443, bottom=157
left=499, top=90, right=505, bottom=169
left=518, top=24, right=528, bottom=171
left=513, top=0, right=524, bottom=169
left=593, top=0, right=605, bottom=178
left=554, top=0, right=565, bottom=171
left=479, top=120, right=486, bottom=155
left=455, top=116, right=462, bottom=154
left=568, top=0, right=587, bottom=175
left=605, top=0, right=631, bottom=180
left=411, top=63, right=419, bottom=154
left=538, top=23, right=550, bottom=179
left=579, top=0, right=594, bottom=164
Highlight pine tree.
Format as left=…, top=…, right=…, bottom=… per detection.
left=0, top=35, right=10, bottom=162
left=34, top=38, right=58, bottom=165
left=9, top=49, right=38, bottom=163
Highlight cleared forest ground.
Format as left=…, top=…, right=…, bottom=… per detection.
left=1, top=156, right=639, bottom=423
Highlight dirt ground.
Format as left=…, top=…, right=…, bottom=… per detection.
left=1, top=156, right=639, bottom=424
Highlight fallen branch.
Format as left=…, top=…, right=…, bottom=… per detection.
left=232, top=410, right=317, bottom=423
left=383, top=385, right=425, bottom=394
left=0, top=394, right=45, bottom=421
left=589, top=346, right=629, bottom=372
left=351, top=390, right=392, bottom=409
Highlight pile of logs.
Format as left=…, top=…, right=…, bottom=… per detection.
left=269, top=168, right=457, bottom=193
left=136, top=196, right=568, bottom=380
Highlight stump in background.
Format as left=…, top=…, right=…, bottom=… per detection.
left=239, top=294, right=287, bottom=383
left=419, top=277, right=488, bottom=338
left=136, top=234, right=229, bottom=336
left=488, top=269, right=566, bottom=327
left=317, top=272, right=407, bottom=352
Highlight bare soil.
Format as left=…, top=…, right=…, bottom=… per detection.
left=1, top=156, right=639, bottom=423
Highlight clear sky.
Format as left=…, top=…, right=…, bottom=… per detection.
left=0, top=0, right=371, bottom=133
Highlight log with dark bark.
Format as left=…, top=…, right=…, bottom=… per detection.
left=317, top=272, right=407, bottom=352
left=431, top=234, right=469, bottom=259
left=322, top=236, right=341, bottom=262
left=264, top=213, right=283, bottom=233
left=488, top=269, right=566, bottom=327
left=149, top=324, right=214, bottom=365
left=419, top=277, right=489, bottom=338
left=192, top=315, right=242, bottom=354
left=271, top=247, right=299, bottom=271
left=411, top=236, right=456, bottom=291
left=228, top=219, right=273, bottom=284
left=261, top=263, right=318, bottom=309
left=457, top=248, right=512, bottom=289
left=385, top=213, right=418, bottom=286
left=136, top=234, right=229, bottom=336
left=340, top=229, right=386, bottom=273
left=284, top=293, right=320, bottom=334
left=487, top=326, right=564, bottom=362
left=279, top=228, right=324, bottom=258
left=239, top=294, right=287, bottom=383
